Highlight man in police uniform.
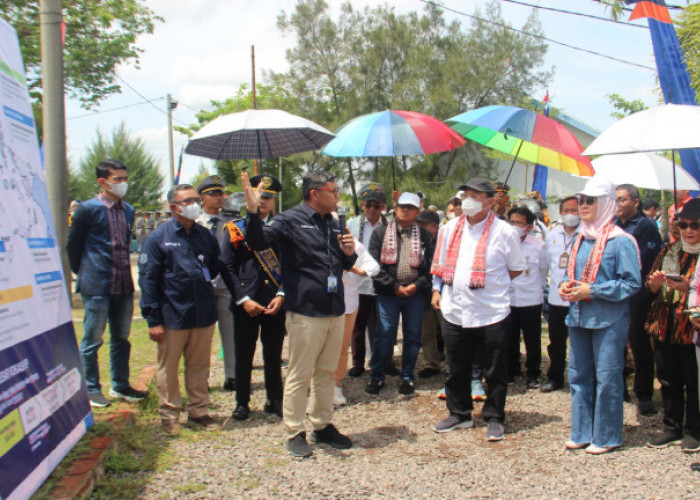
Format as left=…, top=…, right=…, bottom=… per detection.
left=346, top=183, right=387, bottom=377
left=222, top=175, right=285, bottom=421
left=138, top=184, right=235, bottom=432
left=195, top=175, right=236, bottom=391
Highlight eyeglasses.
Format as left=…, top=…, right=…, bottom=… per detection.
left=316, top=187, right=340, bottom=195
left=175, top=197, right=202, bottom=206
left=364, top=202, right=382, bottom=210
left=615, top=197, right=632, bottom=204
left=577, top=195, right=597, bottom=206
left=397, top=204, right=418, bottom=210
left=678, top=221, right=700, bottom=230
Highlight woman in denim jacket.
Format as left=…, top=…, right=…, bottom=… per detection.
left=559, top=175, right=641, bottom=454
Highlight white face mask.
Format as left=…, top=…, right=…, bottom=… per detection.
left=514, top=226, right=529, bottom=238
left=446, top=212, right=456, bottom=220
left=108, top=181, right=128, bottom=198
left=462, top=197, right=483, bottom=217
left=562, top=214, right=581, bottom=227
left=179, top=203, right=201, bottom=221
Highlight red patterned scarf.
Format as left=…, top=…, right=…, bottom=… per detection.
left=380, top=219, right=421, bottom=267
left=567, top=222, right=616, bottom=283
left=431, top=211, right=495, bottom=288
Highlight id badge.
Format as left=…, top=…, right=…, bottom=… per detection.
left=327, top=275, right=338, bottom=293
left=203, top=267, right=212, bottom=281
left=558, top=252, right=569, bottom=269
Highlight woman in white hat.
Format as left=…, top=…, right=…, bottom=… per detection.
left=559, top=175, right=641, bottom=454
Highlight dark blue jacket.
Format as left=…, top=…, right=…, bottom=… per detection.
left=66, top=196, right=135, bottom=295
left=244, top=203, right=357, bottom=317
left=138, top=218, right=234, bottom=329
left=614, top=210, right=663, bottom=302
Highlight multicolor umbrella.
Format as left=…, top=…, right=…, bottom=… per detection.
left=446, top=105, right=594, bottom=183
left=321, top=110, right=466, bottom=188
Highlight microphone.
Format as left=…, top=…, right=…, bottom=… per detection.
left=337, top=206, right=347, bottom=244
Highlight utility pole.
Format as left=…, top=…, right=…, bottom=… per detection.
left=40, top=0, right=70, bottom=293
left=167, top=94, right=177, bottom=187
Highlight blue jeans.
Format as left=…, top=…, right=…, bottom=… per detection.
left=568, top=315, right=629, bottom=448
left=80, top=294, right=133, bottom=393
left=370, top=292, right=424, bottom=382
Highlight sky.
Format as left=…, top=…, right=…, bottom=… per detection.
left=62, top=0, right=665, bottom=186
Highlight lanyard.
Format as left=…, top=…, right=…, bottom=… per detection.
left=310, top=213, right=335, bottom=275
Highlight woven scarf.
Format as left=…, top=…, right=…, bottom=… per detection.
left=380, top=219, right=420, bottom=268
left=359, top=213, right=387, bottom=242
left=431, top=211, right=495, bottom=288
left=567, top=222, right=616, bottom=284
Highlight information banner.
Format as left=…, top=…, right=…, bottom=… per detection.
left=0, top=17, right=92, bottom=500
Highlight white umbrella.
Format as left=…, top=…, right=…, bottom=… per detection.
left=185, top=109, right=335, bottom=160
left=583, top=103, right=700, bottom=156
left=591, top=153, right=699, bottom=191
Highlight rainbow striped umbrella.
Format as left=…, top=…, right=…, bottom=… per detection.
left=446, top=105, right=594, bottom=182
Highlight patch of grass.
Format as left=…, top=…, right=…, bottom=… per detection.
left=173, top=483, right=207, bottom=494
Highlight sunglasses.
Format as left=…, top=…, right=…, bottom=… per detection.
left=678, top=221, right=700, bottom=230
left=577, top=195, right=597, bottom=206
left=364, top=202, right=382, bottom=209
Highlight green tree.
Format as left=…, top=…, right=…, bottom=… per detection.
left=606, top=93, right=650, bottom=120
left=1, top=0, right=161, bottom=132
left=69, top=123, right=164, bottom=210
left=188, top=163, right=212, bottom=190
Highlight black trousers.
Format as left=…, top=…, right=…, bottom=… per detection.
left=546, top=305, right=570, bottom=385
left=628, top=297, right=656, bottom=401
left=233, top=306, right=285, bottom=405
left=351, top=294, right=377, bottom=369
left=506, top=305, right=542, bottom=379
left=443, top=318, right=509, bottom=422
left=654, top=341, right=700, bottom=437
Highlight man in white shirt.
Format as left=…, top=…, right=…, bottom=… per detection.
left=346, top=183, right=387, bottom=377
left=541, top=196, right=580, bottom=393
left=431, top=177, right=527, bottom=442
left=506, top=206, right=549, bottom=389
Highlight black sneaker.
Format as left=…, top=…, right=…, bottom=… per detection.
left=486, top=419, right=505, bottom=441
left=682, top=434, right=700, bottom=453
left=109, top=387, right=147, bottom=402
left=365, top=379, right=385, bottom=394
left=89, top=392, right=111, bottom=407
left=398, top=379, right=415, bottom=395
left=646, top=431, right=682, bottom=449
left=418, top=367, right=440, bottom=379
left=540, top=380, right=563, bottom=393
left=222, top=378, right=236, bottom=392
left=264, top=400, right=283, bottom=417
left=348, top=366, right=365, bottom=377
left=232, top=404, right=250, bottom=421
left=186, top=415, right=219, bottom=430
left=286, top=432, right=313, bottom=458
left=638, top=399, right=657, bottom=416
left=526, top=378, right=541, bottom=390
left=312, top=424, right=352, bottom=449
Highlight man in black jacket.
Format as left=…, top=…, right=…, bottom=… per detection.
left=222, top=175, right=285, bottom=421
left=366, top=192, right=434, bottom=395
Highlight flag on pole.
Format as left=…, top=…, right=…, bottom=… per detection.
left=626, top=0, right=700, bottom=184
left=174, top=146, right=184, bottom=185
left=531, top=91, right=550, bottom=198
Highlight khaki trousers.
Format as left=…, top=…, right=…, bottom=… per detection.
left=283, top=312, right=344, bottom=439
left=157, top=324, right=215, bottom=421
left=335, top=311, right=358, bottom=385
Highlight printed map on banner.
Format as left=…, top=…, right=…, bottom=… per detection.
left=0, top=17, right=91, bottom=500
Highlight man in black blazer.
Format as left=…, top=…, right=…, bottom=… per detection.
left=366, top=192, right=434, bottom=395
left=222, top=175, right=285, bottom=420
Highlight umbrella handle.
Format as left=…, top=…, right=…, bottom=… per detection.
left=503, top=139, right=524, bottom=186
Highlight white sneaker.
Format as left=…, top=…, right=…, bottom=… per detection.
left=333, top=386, right=347, bottom=406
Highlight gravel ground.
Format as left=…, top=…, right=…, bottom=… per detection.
left=137, top=336, right=700, bottom=499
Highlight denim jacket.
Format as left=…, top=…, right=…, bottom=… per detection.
left=565, top=235, right=642, bottom=330
left=67, top=196, right=135, bottom=296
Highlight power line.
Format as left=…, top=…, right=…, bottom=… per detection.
left=420, top=0, right=656, bottom=72
left=589, top=0, right=684, bottom=12
left=67, top=98, right=166, bottom=120
left=114, top=73, right=189, bottom=126
left=177, top=101, right=202, bottom=114
left=499, top=0, right=647, bottom=29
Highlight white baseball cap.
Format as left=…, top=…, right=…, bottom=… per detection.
left=397, top=192, right=421, bottom=208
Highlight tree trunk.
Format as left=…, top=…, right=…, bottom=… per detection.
left=346, top=158, right=360, bottom=215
